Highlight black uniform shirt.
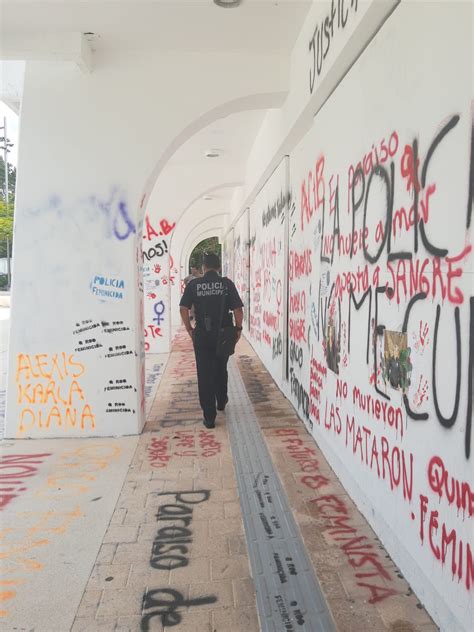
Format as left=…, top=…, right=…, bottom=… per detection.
left=179, top=270, right=243, bottom=332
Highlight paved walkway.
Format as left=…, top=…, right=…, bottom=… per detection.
left=0, top=330, right=437, bottom=631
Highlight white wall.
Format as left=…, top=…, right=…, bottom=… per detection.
left=6, top=0, right=472, bottom=627
left=224, top=1, right=473, bottom=630
left=6, top=49, right=288, bottom=438
left=247, top=158, right=289, bottom=384
left=141, top=212, right=176, bottom=354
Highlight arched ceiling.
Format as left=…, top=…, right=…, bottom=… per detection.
left=146, top=108, right=267, bottom=233
left=1, top=1, right=312, bottom=54
left=1, top=0, right=313, bottom=270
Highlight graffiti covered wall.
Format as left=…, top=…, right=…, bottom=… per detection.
left=227, top=4, right=473, bottom=630
left=248, top=159, right=289, bottom=383
left=142, top=214, right=177, bottom=354
left=232, top=209, right=250, bottom=330
left=222, top=229, right=234, bottom=280
left=7, top=186, right=144, bottom=438
left=289, top=5, right=473, bottom=630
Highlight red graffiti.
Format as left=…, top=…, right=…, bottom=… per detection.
left=289, top=249, right=313, bottom=281
left=309, top=358, right=327, bottom=424
left=144, top=325, right=162, bottom=350
left=289, top=318, right=307, bottom=342
left=301, top=155, right=325, bottom=230
left=342, top=415, right=412, bottom=500
left=418, top=495, right=473, bottom=590
left=263, top=311, right=279, bottom=332
left=160, top=219, right=175, bottom=236
left=427, top=456, right=473, bottom=517
left=143, top=215, right=159, bottom=241
left=143, top=215, right=176, bottom=241
left=289, top=289, right=306, bottom=315
left=419, top=320, right=429, bottom=346
left=347, top=131, right=399, bottom=213
left=413, top=376, right=429, bottom=408
left=0, top=453, right=51, bottom=510
left=386, top=245, right=472, bottom=305
left=148, top=436, right=170, bottom=468
left=313, top=494, right=398, bottom=604
left=273, top=428, right=397, bottom=604
left=391, top=184, right=436, bottom=240
left=147, top=430, right=222, bottom=468
left=401, top=143, right=421, bottom=193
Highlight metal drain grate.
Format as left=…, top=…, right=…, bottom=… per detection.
left=226, top=361, right=336, bottom=632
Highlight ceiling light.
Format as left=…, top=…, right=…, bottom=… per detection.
left=214, top=0, right=242, bottom=7
left=204, top=149, right=221, bottom=158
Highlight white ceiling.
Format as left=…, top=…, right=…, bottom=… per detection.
left=147, top=108, right=267, bottom=228
left=1, top=0, right=312, bottom=252
left=1, top=0, right=312, bottom=53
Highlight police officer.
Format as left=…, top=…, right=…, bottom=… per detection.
left=179, top=253, right=243, bottom=428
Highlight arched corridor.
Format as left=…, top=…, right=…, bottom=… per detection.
left=1, top=1, right=472, bottom=630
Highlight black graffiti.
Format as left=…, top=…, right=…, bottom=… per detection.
left=314, top=115, right=469, bottom=268
left=402, top=293, right=429, bottom=421
left=259, top=512, right=274, bottom=539
left=105, top=345, right=135, bottom=359
left=319, top=282, right=342, bottom=375
left=274, top=595, right=305, bottom=630
left=105, top=402, right=133, bottom=413
left=403, top=292, right=473, bottom=458
left=350, top=115, right=463, bottom=263
left=141, top=588, right=217, bottom=630
left=273, top=333, right=283, bottom=359
left=159, top=417, right=200, bottom=428
left=432, top=305, right=461, bottom=429
left=467, top=121, right=474, bottom=229
left=150, top=526, right=190, bottom=570
left=75, top=337, right=103, bottom=352
left=73, top=321, right=100, bottom=335
left=285, top=555, right=298, bottom=577
left=348, top=288, right=372, bottom=364
left=309, top=0, right=359, bottom=94
left=101, top=319, right=130, bottom=334
left=149, top=490, right=211, bottom=570
left=262, top=190, right=291, bottom=227
left=142, top=239, right=168, bottom=261
left=289, top=340, right=304, bottom=368
left=290, top=368, right=310, bottom=420
left=345, top=281, right=473, bottom=459
left=466, top=298, right=474, bottom=459
left=105, top=378, right=134, bottom=392
left=273, top=552, right=287, bottom=584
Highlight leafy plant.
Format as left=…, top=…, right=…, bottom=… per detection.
left=0, top=199, right=14, bottom=258
left=189, top=236, right=221, bottom=270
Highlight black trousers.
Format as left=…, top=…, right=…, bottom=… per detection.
left=193, top=329, right=229, bottom=422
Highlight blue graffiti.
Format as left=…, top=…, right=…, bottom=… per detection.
left=153, top=301, right=166, bottom=326
left=92, top=187, right=136, bottom=241
left=113, top=200, right=136, bottom=241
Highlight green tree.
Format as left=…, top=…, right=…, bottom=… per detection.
left=189, top=236, right=221, bottom=270
left=0, top=199, right=14, bottom=259
left=0, top=156, right=16, bottom=203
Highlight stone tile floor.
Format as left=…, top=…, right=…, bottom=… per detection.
left=71, top=330, right=437, bottom=631
left=0, top=325, right=437, bottom=630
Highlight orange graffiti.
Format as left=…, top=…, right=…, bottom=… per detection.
left=0, top=507, right=82, bottom=617
left=16, top=353, right=94, bottom=433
